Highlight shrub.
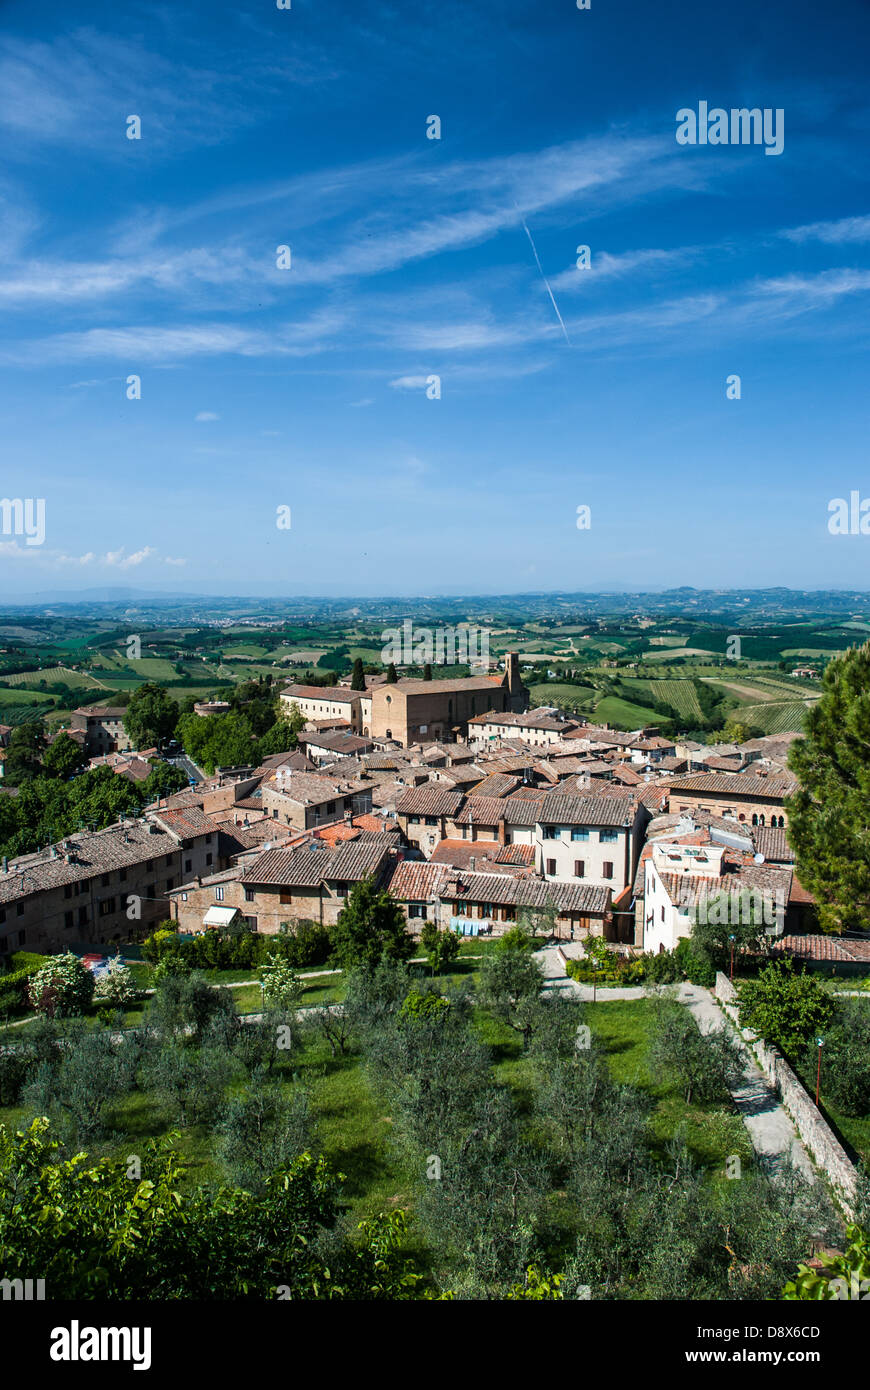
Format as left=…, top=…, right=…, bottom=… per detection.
left=0, top=964, right=44, bottom=1017
left=259, top=957, right=304, bottom=1010
left=93, top=959, right=142, bottom=1009
left=27, top=952, right=95, bottom=1018
left=674, top=937, right=716, bottom=987
left=275, top=920, right=331, bottom=969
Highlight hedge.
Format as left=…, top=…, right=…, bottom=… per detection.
left=0, top=962, right=45, bottom=1017
left=142, top=920, right=332, bottom=972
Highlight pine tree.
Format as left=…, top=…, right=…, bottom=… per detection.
left=386, top=663, right=398, bottom=684
left=350, top=658, right=366, bottom=691
left=423, top=663, right=433, bottom=681
left=787, top=641, right=870, bottom=932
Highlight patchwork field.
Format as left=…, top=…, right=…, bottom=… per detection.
left=0, top=666, right=107, bottom=689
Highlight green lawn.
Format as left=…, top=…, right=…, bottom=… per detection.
left=593, top=694, right=663, bottom=730
left=585, top=999, right=753, bottom=1175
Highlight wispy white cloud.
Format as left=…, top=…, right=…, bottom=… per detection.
left=388, top=375, right=431, bottom=391
left=195, top=411, right=220, bottom=422
left=782, top=214, right=870, bottom=245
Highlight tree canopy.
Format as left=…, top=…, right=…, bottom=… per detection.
left=787, top=642, right=870, bottom=932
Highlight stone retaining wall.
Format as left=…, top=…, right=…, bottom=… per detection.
left=714, top=972, right=858, bottom=1216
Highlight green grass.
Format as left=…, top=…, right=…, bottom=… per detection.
left=593, top=694, right=662, bottom=729
left=586, top=999, right=754, bottom=1174
left=0, top=686, right=56, bottom=703
left=1, top=666, right=106, bottom=689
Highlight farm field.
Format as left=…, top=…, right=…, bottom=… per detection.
left=648, top=679, right=704, bottom=721
left=0, top=666, right=107, bottom=689
left=644, top=646, right=716, bottom=661
left=528, top=682, right=597, bottom=708
left=593, top=694, right=662, bottom=728
left=730, top=700, right=812, bottom=734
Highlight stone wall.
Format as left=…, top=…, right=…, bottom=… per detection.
left=714, top=972, right=858, bottom=1217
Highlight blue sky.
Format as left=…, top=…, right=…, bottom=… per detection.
left=1, top=0, right=869, bottom=597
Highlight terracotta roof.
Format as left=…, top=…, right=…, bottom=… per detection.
left=454, top=796, right=510, bottom=827
left=396, top=786, right=466, bottom=818
left=539, top=793, right=634, bottom=828
left=0, top=817, right=185, bottom=906
left=752, top=825, right=795, bottom=862
left=444, top=870, right=611, bottom=916
left=242, top=837, right=393, bottom=888
left=772, top=934, right=870, bottom=963
left=388, top=860, right=452, bottom=900
left=468, top=773, right=522, bottom=798
left=668, top=772, right=797, bottom=799
left=282, top=684, right=359, bottom=702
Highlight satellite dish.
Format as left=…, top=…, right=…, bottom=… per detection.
left=753, top=852, right=765, bottom=864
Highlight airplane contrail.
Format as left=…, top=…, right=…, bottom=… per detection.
left=518, top=210, right=571, bottom=345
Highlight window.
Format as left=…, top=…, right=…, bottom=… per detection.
left=64, top=911, right=74, bottom=928
left=409, top=815, right=420, bottom=825
left=279, top=891, right=292, bottom=905
left=599, top=829, right=618, bottom=843
left=145, top=859, right=154, bottom=871
left=120, top=868, right=127, bottom=882
left=425, top=816, right=437, bottom=827
left=543, top=826, right=557, bottom=840
left=99, top=898, right=115, bottom=917
left=602, top=862, right=614, bottom=879
left=214, top=887, right=225, bottom=901
left=574, top=860, right=585, bottom=878
left=408, top=903, right=427, bottom=919
left=0, top=910, right=5, bottom=925
left=16, top=903, right=24, bottom=917
left=206, top=853, right=213, bottom=866
left=185, top=859, right=192, bottom=873
left=244, top=888, right=255, bottom=903
left=78, top=906, right=88, bottom=925
left=546, top=858, right=556, bottom=876
left=571, top=828, right=589, bottom=841
left=166, top=879, right=174, bottom=892
left=101, top=874, right=110, bottom=887
left=166, top=855, right=173, bottom=866
left=660, top=905, right=665, bottom=921
left=64, top=885, right=72, bottom=899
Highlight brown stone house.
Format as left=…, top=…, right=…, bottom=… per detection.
left=167, top=835, right=399, bottom=933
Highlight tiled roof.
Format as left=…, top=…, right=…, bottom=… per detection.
left=388, top=860, right=452, bottom=900
left=667, top=772, right=797, bottom=798
left=468, top=773, right=522, bottom=798
left=453, top=796, right=510, bottom=827
left=752, top=825, right=795, bottom=862
left=153, top=806, right=215, bottom=838
left=281, top=684, right=359, bottom=702
left=0, top=817, right=183, bottom=906
left=539, top=793, right=634, bottom=828
left=495, top=843, right=536, bottom=866
left=392, top=676, right=505, bottom=694
left=396, top=786, right=465, bottom=818
left=266, top=770, right=369, bottom=805
left=241, top=837, right=392, bottom=888
left=772, top=934, right=870, bottom=963
left=444, top=870, right=610, bottom=916
left=501, top=795, right=544, bottom=826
